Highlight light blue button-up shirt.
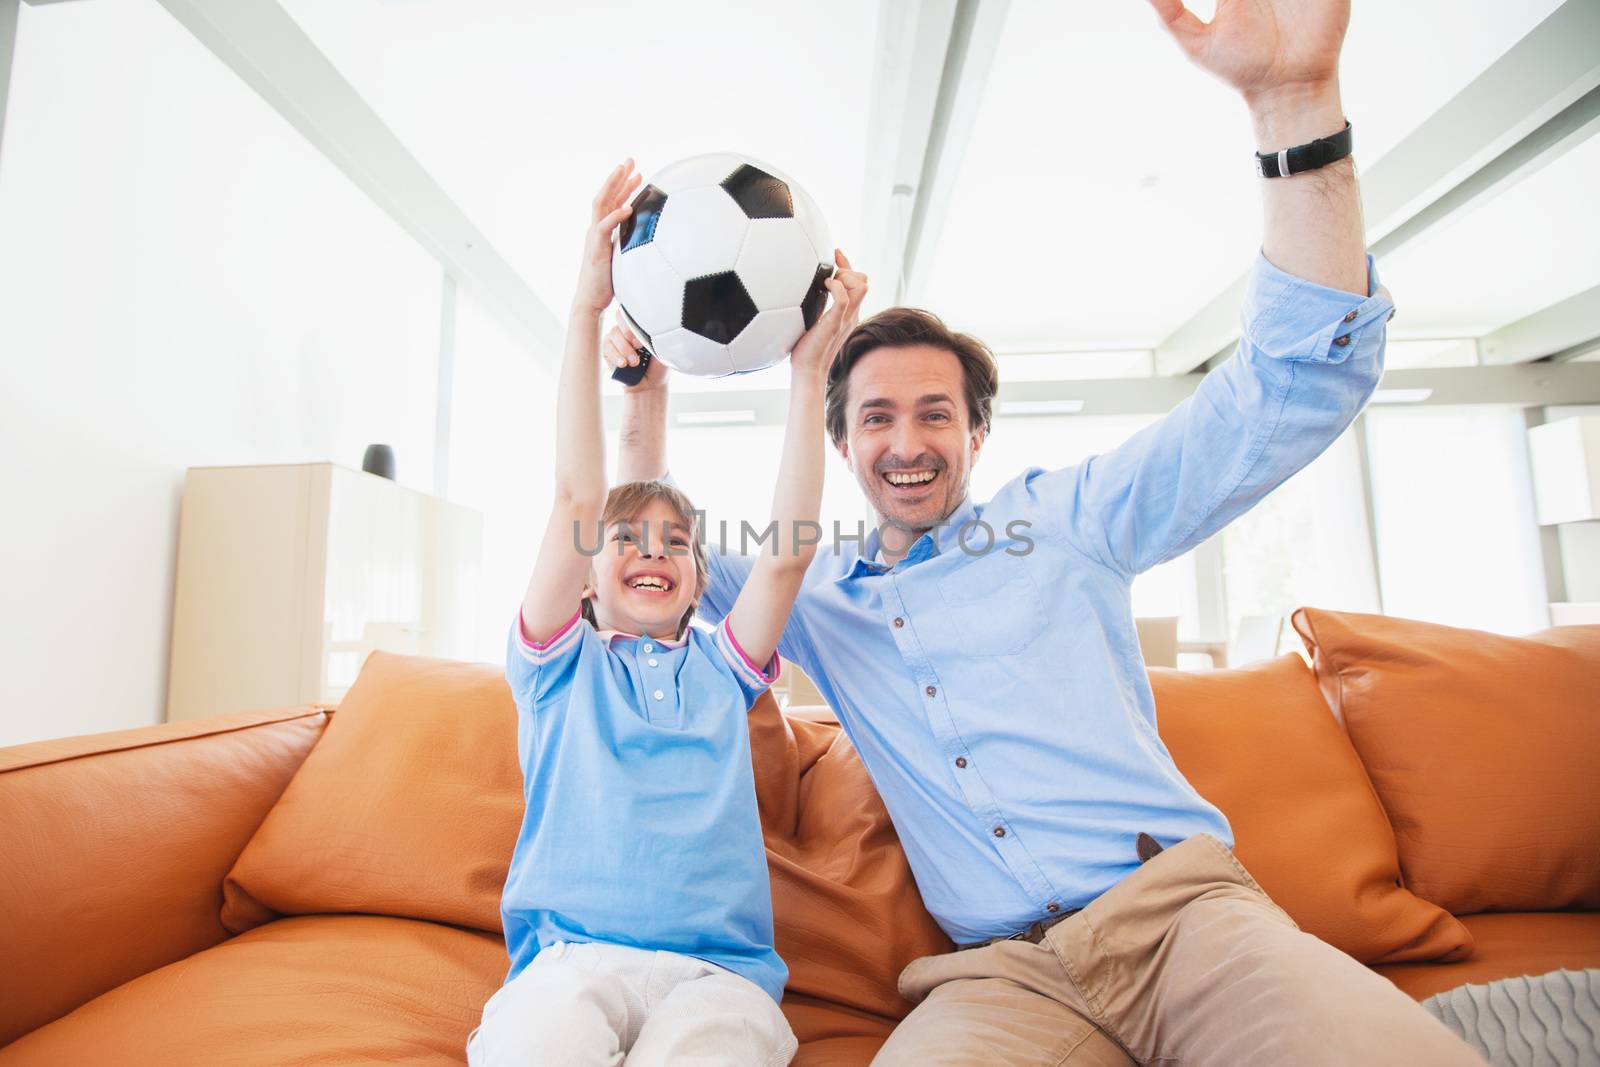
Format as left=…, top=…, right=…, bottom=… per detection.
left=693, top=252, right=1392, bottom=945
left=502, top=611, right=788, bottom=1001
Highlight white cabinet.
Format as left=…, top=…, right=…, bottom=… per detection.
left=166, top=463, right=482, bottom=722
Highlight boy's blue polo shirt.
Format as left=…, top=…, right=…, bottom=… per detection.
left=502, top=610, right=787, bottom=1003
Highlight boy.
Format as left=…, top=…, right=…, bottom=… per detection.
left=470, top=159, right=866, bottom=1066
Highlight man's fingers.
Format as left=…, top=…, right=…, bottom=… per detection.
left=605, top=331, right=638, bottom=368
left=1144, top=0, right=1206, bottom=46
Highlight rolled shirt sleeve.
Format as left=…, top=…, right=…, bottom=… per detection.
left=1053, top=250, right=1392, bottom=576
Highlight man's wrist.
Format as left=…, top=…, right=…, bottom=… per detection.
left=1246, top=80, right=1346, bottom=152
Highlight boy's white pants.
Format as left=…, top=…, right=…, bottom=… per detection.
left=467, top=940, right=797, bottom=1067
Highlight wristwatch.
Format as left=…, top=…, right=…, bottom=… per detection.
left=1256, top=121, right=1353, bottom=179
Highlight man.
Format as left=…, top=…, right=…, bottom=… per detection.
left=605, top=0, right=1482, bottom=1062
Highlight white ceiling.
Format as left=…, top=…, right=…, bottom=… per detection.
left=274, top=0, right=876, bottom=327
left=272, top=0, right=1593, bottom=367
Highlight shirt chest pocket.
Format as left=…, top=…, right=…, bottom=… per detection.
left=920, top=556, right=1046, bottom=657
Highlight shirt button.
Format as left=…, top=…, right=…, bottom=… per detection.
left=643, top=643, right=654, bottom=653
left=925, top=685, right=937, bottom=697
left=1046, top=902, right=1060, bottom=914
left=1343, top=309, right=1358, bottom=323
left=892, top=617, right=904, bottom=628
left=955, top=757, right=967, bottom=768
left=647, top=658, right=659, bottom=668
left=1334, top=335, right=1351, bottom=347
left=652, top=689, right=664, bottom=700
left=992, top=826, right=1006, bottom=838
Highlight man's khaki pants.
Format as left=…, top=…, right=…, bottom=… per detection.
left=873, top=834, right=1484, bottom=1066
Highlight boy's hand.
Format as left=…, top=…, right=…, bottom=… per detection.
left=573, top=159, right=643, bottom=316
left=791, top=249, right=868, bottom=381
left=603, top=317, right=670, bottom=391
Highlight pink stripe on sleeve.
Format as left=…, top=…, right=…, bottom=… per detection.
left=520, top=608, right=581, bottom=651
left=719, top=618, right=781, bottom=685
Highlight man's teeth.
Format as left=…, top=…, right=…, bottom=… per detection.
left=885, top=471, right=937, bottom=486
left=628, top=577, right=671, bottom=591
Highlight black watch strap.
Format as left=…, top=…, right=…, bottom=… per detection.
left=1256, top=121, right=1353, bottom=178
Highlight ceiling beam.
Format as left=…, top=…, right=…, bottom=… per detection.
left=1479, top=284, right=1600, bottom=365
left=859, top=0, right=1009, bottom=309
left=1155, top=0, right=1600, bottom=376
left=155, top=0, right=564, bottom=367
left=603, top=362, right=1600, bottom=429
left=0, top=0, right=16, bottom=168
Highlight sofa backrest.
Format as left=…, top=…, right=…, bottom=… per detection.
left=1293, top=609, right=1600, bottom=914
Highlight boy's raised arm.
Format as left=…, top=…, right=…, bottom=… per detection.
left=725, top=251, right=867, bottom=668
left=520, top=161, right=642, bottom=643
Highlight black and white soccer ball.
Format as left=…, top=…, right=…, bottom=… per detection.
left=612, top=153, right=833, bottom=377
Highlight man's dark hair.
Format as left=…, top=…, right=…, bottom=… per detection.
left=824, top=307, right=999, bottom=449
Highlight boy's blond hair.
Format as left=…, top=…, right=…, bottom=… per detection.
left=581, top=480, right=709, bottom=637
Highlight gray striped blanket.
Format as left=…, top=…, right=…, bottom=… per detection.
left=1422, top=969, right=1600, bottom=1066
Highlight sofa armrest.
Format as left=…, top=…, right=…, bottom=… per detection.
left=0, top=706, right=328, bottom=1045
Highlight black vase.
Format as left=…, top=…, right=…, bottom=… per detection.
left=362, top=444, right=396, bottom=481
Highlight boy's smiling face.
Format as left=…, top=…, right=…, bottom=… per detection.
left=585, top=497, right=700, bottom=640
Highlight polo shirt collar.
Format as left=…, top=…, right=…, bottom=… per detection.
left=596, top=627, right=688, bottom=649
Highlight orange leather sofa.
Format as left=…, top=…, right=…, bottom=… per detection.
left=2, top=609, right=1596, bottom=1065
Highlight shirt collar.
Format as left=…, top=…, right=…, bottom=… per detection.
left=838, top=496, right=979, bottom=582
left=596, top=627, right=688, bottom=649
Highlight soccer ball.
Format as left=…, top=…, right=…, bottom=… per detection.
left=612, top=153, right=833, bottom=377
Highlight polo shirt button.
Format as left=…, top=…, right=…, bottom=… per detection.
left=955, top=757, right=967, bottom=768
left=1343, top=309, right=1358, bottom=323
left=992, top=826, right=1006, bottom=838
left=1334, top=335, right=1351, bottom=347
left=925, top=685, right=937, bottom=697
left=643, top=643, right=654, bottom=653
left=893, top=617, right=904, bottom=628
left=653, top=689, right=664, bottom=700
left=647, top=658, right=659, bottom=667
left=1046, top=902, right=1060, bottom=914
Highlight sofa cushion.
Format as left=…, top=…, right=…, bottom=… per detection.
left=0, top=915, right=504, bottom=1067
left=1292, top=609, right=1600, bottom=914
left=1152, top=654, right=1472, bottom=964
left=224, top=650, right=948, bottom=1027
left=1375, top=912, right=1600, bottom=1002
left=749, top=707, right=951, bottom=1022
left=223, top=652, right=524, bottom=935
left=0, top=915, right=890, bottom=1067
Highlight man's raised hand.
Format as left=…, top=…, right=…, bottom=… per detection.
left=1144, top=0, right=1350, bottom=103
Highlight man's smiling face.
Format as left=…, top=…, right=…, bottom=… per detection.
left=838, top=344, right=985, bottom=542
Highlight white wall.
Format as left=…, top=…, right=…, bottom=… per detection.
left=0, top=1, right=442, bottom=746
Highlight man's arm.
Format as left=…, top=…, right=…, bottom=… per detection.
left=1148, top=0, right=1366, bottom=296
left=1017, top=0, right=1388, bottom=577
left=609, top=321, right=672, bottom=484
